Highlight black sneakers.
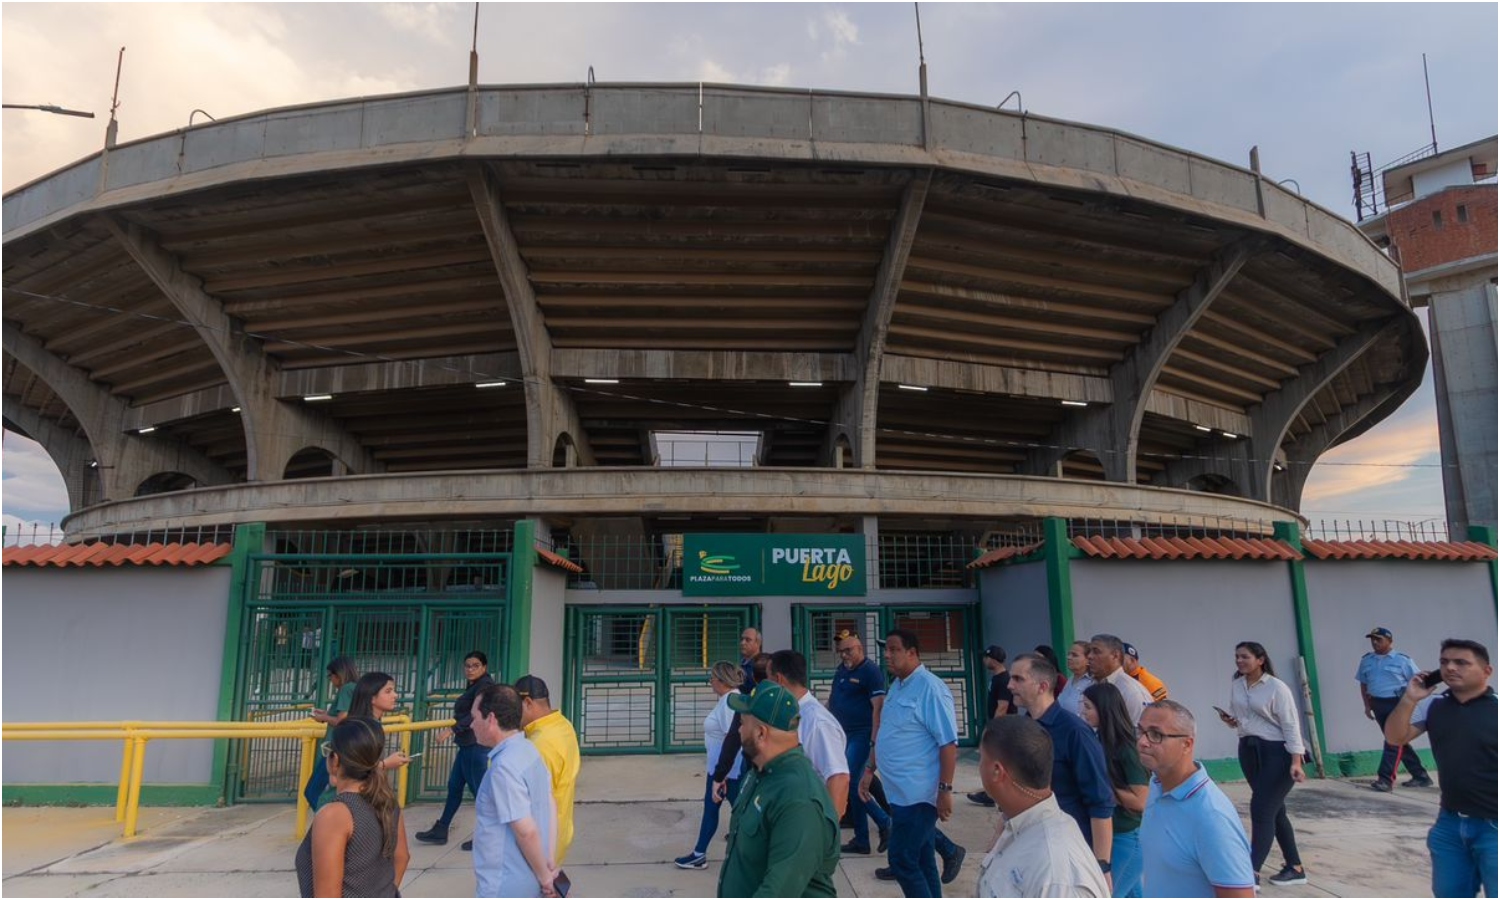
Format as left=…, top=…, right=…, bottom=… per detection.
left=414, top=820, right=449, bottom=845
left=877, top=824, right=890, bottom=854
left=965, top=790, right=995, bottom=807
left=1404, top=775, right=1434, bottom=788
left=874, top=867, right=897, bottom=881
left=1369, top=779, right=1394, bottom=793
left=941, top=844, right=967, bottom=885
left=1267, top=865, right=1307, bottom=886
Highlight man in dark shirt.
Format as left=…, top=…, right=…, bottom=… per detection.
left=1384, top=638, right=1496, bottom=898
left=415, top=649, right=496, bottom=845
left=1008, top=652, right=1115, bottom=871
left=967, top=645, right=1012, bottom=808
left=829, top=629, right=890, bottom=855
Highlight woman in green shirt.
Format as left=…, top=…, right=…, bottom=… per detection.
left=1082, top=681, right=1150, bottom=898
left=305, top=657, right=360, bottom=810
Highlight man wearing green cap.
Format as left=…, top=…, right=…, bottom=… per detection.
left=718, top=682, right=842, bottom=898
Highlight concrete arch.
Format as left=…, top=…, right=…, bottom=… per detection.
left=552, top=433, right=579, bottom=468
left=136, top=472, right=199, bottom=497
left=283, top=446, right=344, bottom=480
left=1185, top=473, right=1243, bottom=497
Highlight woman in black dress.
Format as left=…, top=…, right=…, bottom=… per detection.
left=296, top=717, right=410, bottom=897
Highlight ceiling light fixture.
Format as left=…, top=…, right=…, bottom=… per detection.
left=789, top=381, right=823, bottom=388
left=1220, top=431, right=1239, bottom=440
left=585, top=378, right=619, bottom=384
left=1194, top=425, right=1212, bottom=432
left=137, top=426, right=156, bottom=434
left=230, top=407, right=241, bottom=413
left=475, top=381, right=508, bottom=388
left=1061, top=400, right=1088, bottom=407
left=304, top=394, right=333, bottom=402
left=898, top=384, right=928, bottom=392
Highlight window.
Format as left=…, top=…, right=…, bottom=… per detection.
left=1432, top=210, right=1444, bottom=230
left=1457, top=204, right=1470, bottom=223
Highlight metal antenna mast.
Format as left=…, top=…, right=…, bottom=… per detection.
left=1422, top=52, right=1438, bottom=152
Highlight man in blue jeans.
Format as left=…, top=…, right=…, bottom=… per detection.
left=415, top=650, right=496, bottom=846
left=859, top=628, right=962, bottom=897
left=829, top=630, right=890, bottom=855
left=1384, top=638, right=1496, bottom=898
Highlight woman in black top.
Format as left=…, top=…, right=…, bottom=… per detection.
left=296, top=717, right=410, bottom=897
left=347, top=672, right=412, bottom=772
left=1081, top=681, right=1150, bottom=898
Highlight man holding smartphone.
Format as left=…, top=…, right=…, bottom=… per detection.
left=1383, top=638, right=1496, bottom=898
left=1355, top=627, right=1432, bottom=793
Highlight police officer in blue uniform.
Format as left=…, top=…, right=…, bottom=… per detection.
left=1356, top=626, right=1432, bottom=792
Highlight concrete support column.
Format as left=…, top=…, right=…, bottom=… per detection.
left=861, top=515, right=881, bottom=593
left=1042, top=517, right=1076, bottom=653
left=1427, top=281, right=1498, bottom=533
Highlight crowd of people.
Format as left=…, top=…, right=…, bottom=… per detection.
left=292, top=627, right=1494, bottom=899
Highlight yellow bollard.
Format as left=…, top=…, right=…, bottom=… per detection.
left=295, top=736, right=317, bottom=839
left=115, top=736, right=135, bottom=823
left=124, top=736, right=147, bottom=838
left=396, top=729, right=412, bottom=809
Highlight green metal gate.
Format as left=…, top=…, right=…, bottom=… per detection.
left=232, top=554, right=509, bottom=803
left=791, top=603, right=983, bottom=744
left=565, top=605, right=758, bottom=754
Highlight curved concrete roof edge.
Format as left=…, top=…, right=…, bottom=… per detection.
left=3, top=83, right=1400, bottom=297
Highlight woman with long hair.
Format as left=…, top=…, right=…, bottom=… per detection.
left=673, top=660, right=745, bottom=870
left=1055, top=640, right=1095, bottom=718
left=1081, top=681, right=1150, bottom=898
left=346, top=672, right=412, bottom=771
left=295, top=717, right=410, bottom=897
left=1219, top=641, right=1307, bottom=888
left=305, top=657, right=359, bottom=811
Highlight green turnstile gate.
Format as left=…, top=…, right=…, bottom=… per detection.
left=565, top=605, right=758, bottom=753
left=791, top=603, right=982, bottom=744
left=232, top=554, right=509, bottom=802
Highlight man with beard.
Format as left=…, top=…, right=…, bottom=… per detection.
left=718, top=682, right=841, bottom=898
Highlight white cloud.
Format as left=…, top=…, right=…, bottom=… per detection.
left=816, top=9, right=860, bottom=64
left=1, top=433, right=70, bottom=523
left=378, top=3, right=456, bottom=46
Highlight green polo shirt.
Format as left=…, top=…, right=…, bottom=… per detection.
left=717, top=746, right=840, bottom=898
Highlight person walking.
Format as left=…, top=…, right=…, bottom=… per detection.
left=515, top=675, right=580, bottom=865
left=975, top=715, right=1110, bottom=898
left=1121, top=643, right=1168, bottom=701
left=1356, top=626, right=1432, bottom=792
left=860, top=628, right=963, bottom=897
left=1080, top=682, right=1149, bottom=898
left=1056, top=641, right=1095, bottom=719
left=470, top=684, right=559, bottom=898
left=1137, top=700, right=1255, bottom=898
left=768, top=650, right=850, bottom=817
left=1383, top=638, right=1496, bottom=898
left=738, top=627, right=763, bottom=691
left=1085, top=635, right=1153, bottom=726
left=967, top=645, right=1013, bottom=808
left=828, top=629, right=891, bottom=856
left=305, top=656, right=359, bottom=812
left=1217, top=641, right=1307, bottom=888
left=718, top=682, right=842, bottom=897
left=675, top=661, right=745, bottom=870
left=295, top=717, right=410, bottom=898
left=346, top=673, right=412, bottom=771
left=1006, top=653, right=1114, bottom=878
left=415, top=651, right=495, bottom=846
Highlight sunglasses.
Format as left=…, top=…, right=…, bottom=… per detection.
left=320, top=741, right=335, bottom=758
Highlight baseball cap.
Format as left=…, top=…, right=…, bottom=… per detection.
left=1365, top=627, right=1393, bottom=639
left=514, top=674, right=550, bottom=700
left=1122, top=642, right=1140, bottom=660
left=984, top=645, right=1007, bottom=664
left=727, top=682, right=801, bottom=731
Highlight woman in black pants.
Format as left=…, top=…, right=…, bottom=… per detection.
left=1218, top=641, right=1308, bottom=888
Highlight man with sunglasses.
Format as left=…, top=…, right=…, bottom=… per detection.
left=1137, top=700, right=1255, bottom=898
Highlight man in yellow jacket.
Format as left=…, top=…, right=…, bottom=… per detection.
left=516, top=674, right=582, bottom=864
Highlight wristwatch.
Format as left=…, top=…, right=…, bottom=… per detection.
left=1097, top=860, right=1111, bottom=874
left=937, top=782, right=954, bottom=793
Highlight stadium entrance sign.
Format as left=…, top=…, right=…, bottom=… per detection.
left=683, top=534, right=866, bottom=596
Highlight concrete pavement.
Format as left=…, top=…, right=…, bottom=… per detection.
left=4, top=754, right=1442, bottom=897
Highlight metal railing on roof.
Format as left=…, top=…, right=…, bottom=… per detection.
left=2, top=523, right=234, bottom=548
left=1305, top=518, right=1451, bottom=543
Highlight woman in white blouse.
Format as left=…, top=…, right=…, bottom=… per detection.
left=1218, top=641, right=1308, bottom=888
left=672, top=660, right=744, bottom=870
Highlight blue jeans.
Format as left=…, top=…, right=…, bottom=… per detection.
left=846, top=734, right=887, bottom=847
left=302, top=756, right=331, bottom=811
left=437, top=743, right=490, bottom=827
left=693, top=775, right=741, bottom=854
left=888, top=802, right=941, bottom=897
left=1429, top=809, right=1498, bottom=897
left=1112, top=828, right=1143, bottom=898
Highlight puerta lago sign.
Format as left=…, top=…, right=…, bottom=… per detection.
left=683, top=534, right=867, bottom=597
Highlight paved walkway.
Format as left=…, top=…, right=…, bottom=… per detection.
left=4, top=755, right=1441, bottom=897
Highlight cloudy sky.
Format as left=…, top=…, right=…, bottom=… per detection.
left=3, top=2, right=1495, bottom=536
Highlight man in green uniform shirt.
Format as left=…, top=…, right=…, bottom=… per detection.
left=719, top=682, right=842, bottom=898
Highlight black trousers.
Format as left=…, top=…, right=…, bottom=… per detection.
left=1239, top=735, right=1302, bottom=872
left=1369, top=695, right=1430, bottom=783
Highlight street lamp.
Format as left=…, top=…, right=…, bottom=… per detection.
left=2, top=103, right=95, bottom=118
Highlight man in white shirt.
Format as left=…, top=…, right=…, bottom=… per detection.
left=977, top=715, right=1110, bottom=898
left=1087, top=634, right=1154, bottom=726
left=769, top=649, right=850, bottom=817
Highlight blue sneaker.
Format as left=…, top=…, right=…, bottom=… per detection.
left=674, top=851, right=708, bottom=870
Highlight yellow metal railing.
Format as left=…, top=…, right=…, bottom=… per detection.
left=2, top=715, right=454, bottom=839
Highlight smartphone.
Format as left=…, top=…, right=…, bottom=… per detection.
left=554, top=870, right=572, bottom=898
left=1421, top=669, right=1445, bottom=689
left=1212, top=706, right=1234, bottom=721
left=405, top=752, right=423, bottom=760
left=311, top=708, right=327, bottom=717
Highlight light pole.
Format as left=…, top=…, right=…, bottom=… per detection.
left=2, top=103, right=95, bottom=118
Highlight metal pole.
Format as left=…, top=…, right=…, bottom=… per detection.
left=296, top=736, right=316, bottom=838
left=125, top=736, right=148, bottom=837
left=115, top=736, right=134, bottom=822
left=1297, top=656, right=1326, bottom=778
left=1422, top=53, right=1437, bottom=153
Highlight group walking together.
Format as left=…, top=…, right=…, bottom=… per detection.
left=292, top=625, right=1494, bottom=898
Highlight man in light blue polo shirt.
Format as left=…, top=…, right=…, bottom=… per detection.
left=1137, top=700, right=1255, bottom=898
left=859, top=628, right=960, bottom=897
left=471, top=683, right=559, bottom=898
left=1356, top=626, right=1432, bottom=792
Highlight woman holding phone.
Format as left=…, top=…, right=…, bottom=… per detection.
left=1220, top=641, right=1307, bottom=888
left=347, top=672, right=413, bottom=771
left=305, top=657, right=359, bottom=811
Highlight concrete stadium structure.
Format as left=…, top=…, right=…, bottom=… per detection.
left=11, top=84, right=1475, bottom=793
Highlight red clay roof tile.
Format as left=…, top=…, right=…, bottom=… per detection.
left=536, top=546, right=584, bottom=573
left=967, top=541, right=1045, bottom=569
left=1301, top=539, right=1496, bottom=562
left=2, top=541, right=232, bottom=568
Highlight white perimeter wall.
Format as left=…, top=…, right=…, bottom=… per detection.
left=1306, top=560, right=1497, bottom=759
left=529, top=565, right=568, bottom=710
left=3, top=566, right=231, bottom=784
left=978, top=561, right=1052, bottom=660
left=1070, top=559, right=1301, bottom=764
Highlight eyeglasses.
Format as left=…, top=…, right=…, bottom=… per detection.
left=320, top=741, right=334, bottom=758
left=1135, top=727, right=1190, bottom=745
left=836, top=647, right=857, bottom=656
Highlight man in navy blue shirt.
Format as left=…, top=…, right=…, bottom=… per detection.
left=1009, top=651, right=1115, bottom=878
left=829, top=629, right=890, bottom=856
